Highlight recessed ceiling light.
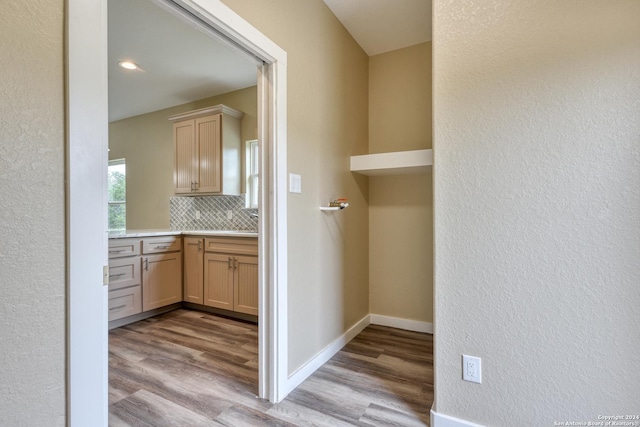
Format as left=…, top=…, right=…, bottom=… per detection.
left=118, top=61, right=139, bottom=70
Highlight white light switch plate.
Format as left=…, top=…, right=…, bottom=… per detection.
left=289, top=173, right=302, bottom=193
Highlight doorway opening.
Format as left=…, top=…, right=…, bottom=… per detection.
left=67, top=0, right=288, bottom=423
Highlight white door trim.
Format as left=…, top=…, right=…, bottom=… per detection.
left=66, top=1, right=109, bottom=424
left=67, top=0, right=288, bottom=424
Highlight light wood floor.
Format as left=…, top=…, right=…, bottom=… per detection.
left=109, top=309, right=434, bottom=426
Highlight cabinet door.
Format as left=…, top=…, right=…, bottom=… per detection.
left=233, top=255, right=258, bottom=315
left=142, top=252, right=182, bottom=311
left=183, top=237, right=204, bottom=304
left=195, top=114, right=221, bottom=193
left=174, top=120, right=196, bottom=194
left=204, top=252, right=234, bottom=310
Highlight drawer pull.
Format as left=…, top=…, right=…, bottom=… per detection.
left=109, top=304, right=127, bottom=311
left=109, top=249, right=126, bottom=253
left=155, top=245, right=170, bottom=249
left=188, top=241, right=203, bottom=251
left=109, top=273, right=126, bottom=278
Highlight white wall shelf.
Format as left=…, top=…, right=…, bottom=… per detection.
left=320, top=203, right=349, bottom=211
left=350, top=149, right=433, bottom=176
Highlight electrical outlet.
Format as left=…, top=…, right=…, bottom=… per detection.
left=227, top=210, right=233, bottom=220
left=462, top=355, right=482, bottom=384
left=195, top=210, right=201, bottom=220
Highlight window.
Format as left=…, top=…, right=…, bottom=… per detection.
left=245, top=140, right=259, bottom=208
left=108, top=159, right=126, bottom=230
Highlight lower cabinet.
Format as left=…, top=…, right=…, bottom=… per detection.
left=183, top=237, right=204, bottom=304
left=204, top=253, right=258, bottom=315
left=142, top=237, right=183, bottom=311
left=197, top=236, right=258, bottom=316
left=108, top=234, right=255, bottom=325
left=108, top=238, right=142, bottom=322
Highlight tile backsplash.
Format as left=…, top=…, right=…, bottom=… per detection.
left=169, top=195, right=258, bottom=231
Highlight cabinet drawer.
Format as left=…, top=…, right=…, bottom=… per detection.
left=142, top=236, right=182, bottom=254
left=204, top=237, right=257, bottom=256
left=108, top=286, right=142, bottom=322
left=108, top=238, right=140, bottom=258
left=108, top=256, right=141, bottom=291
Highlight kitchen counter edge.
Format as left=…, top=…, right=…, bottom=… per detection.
left=108, top=229, right=258, bottom=239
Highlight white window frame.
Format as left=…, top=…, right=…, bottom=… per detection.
left=245, top=139, right=259, bottom=209
left=107, top=159, right=126, bottom=231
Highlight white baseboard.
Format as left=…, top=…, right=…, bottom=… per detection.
left=431, top=409, right=485, bottom=427
left=284, top=314, right=371, bottom=396
left=370, top=314, right=433, bottom=334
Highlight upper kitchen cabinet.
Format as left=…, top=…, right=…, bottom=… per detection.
left=169, top=104, right=244, bottom=195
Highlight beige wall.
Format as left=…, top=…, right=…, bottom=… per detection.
left=433, top=0, right=640, bottom=424
left=0, top=0, right=66, bottom=425
left=369, top=42, right=433, bottom=324
left=220, top=0, right=370, bottom=373
left=369, top=43, right=432, bottom=153
left=109, top=86, right=257, bottom=229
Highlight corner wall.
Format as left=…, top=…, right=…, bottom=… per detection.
left=0, top=1, right=66, bottom=424
left=368, top=42, right=433, bottom=325
left=433, top=1, right=640, bottom=424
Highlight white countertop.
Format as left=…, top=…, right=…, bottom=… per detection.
left=108, top=229, right=258, bottom=239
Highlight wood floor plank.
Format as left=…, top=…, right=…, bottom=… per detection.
left=110, top=358, right=236, bottom=420
left=109, top=309, right=433, bottom=426
left=310, top=365, right=431, bottom=420
left=286, top=382, right=370, bottom=424
left=266, top=400, right=366, bottom=427
left=109, top=327, right=205, bottom=364
left=125, top=324, right=256, bottom=366
left=359, top=402, right=429, bottom=427
left=216, top=404, right=299, bottom=427
left=110, top=389, right=222, bottom=427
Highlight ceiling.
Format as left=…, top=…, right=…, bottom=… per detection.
left=322, top=0, right=432, bottom=56
left=108, top=0, right=431, bottom=122
left=108, top=0, right=258, bottom=122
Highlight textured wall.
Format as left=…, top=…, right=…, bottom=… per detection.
left=109, top=86, right=257, bottom=229
left=220, top=0, right=370, bottom=373
left=0, top=0, right=66, bottom=425
left=433, top=0, right=640, bottom=424
left=369, top=42, right=433, bottom=324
